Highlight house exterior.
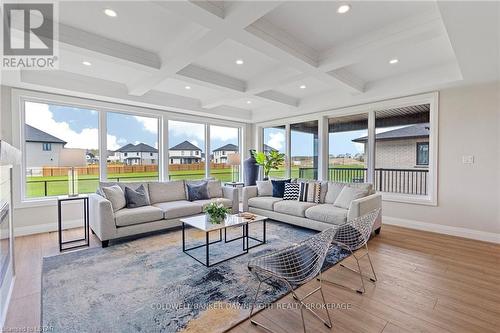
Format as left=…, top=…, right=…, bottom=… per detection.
left=352, top=123, right=430, bottom=169
left=263, top=144, right=278, bottom=153
left=25, top=125, right=66, bottom=168
left=169, top=140, right=202, bottom=164
left=113, top=143, right=158, bottom=165
left=212, top=143, right=238, bottom=163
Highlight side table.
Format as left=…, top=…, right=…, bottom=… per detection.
left=57, top=195, right=89, bottom=251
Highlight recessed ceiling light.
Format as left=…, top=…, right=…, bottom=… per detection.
left=235, top=59, right=244, bottom=65
left=299, top=84, right=307, bottom=89
left=104, top=8, right=117, bottom=17
left=337, top=4, right=351, bottom=14
left=246, top=100, right=252, bottom=104
left=389, top=58, right=399, bottom=64
left=82, top=61, right=92, bottom=66
left=185, top=86, right=191, bottom=90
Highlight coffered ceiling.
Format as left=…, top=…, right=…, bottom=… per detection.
left=1, top=1, right=499, bottom=123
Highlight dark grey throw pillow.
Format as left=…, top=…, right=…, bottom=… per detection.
left=186, top=181, right=210, bottom=201
left=124, top=184, right=150, bottom=208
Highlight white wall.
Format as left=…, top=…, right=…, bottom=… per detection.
left=382, top=82, right=500, bottom=237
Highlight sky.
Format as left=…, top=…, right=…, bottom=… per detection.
left=25, top=102, right=239, bottom=153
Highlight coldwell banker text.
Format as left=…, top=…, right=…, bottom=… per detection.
left=2, top=2, right=58, bottom=69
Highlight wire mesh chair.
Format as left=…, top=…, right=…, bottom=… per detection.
left=247, top=227, right=337, bottom=333
left=320, top=208, right=381, bottom=294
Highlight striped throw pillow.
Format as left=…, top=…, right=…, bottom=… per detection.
left=283, top=183, right=300, bottom=200
left=298, top=182, right=321, bottom=203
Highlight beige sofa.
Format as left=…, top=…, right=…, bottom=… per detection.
left=89, top=180, right=238, bottom=247
left=242, top=181, right=382, bottom=233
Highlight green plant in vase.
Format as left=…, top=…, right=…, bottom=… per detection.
left=255, top=150, right=285, bottom=180
left=204, top=201, right=231, bottom=224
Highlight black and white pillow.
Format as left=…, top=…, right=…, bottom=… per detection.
left=298, top=182, right=321, bottom=203
left=283, top=183, right=300, bottom=200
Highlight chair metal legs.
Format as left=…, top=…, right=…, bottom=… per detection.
left=321, top=244, right=377, bottom=294
left=249, top=274, right=333, bottom=333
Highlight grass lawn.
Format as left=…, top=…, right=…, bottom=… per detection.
left=26, top=164, right=364, bottom=197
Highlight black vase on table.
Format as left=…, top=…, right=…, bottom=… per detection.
left=244, top=149, right=259, bottom=186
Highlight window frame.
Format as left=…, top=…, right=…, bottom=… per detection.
left=42, top=143, right=52, bottom=151
left=11, top=89, right=246, bottom=208
left=256, top=92, right=438, bottom=206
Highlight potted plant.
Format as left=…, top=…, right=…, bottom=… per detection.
left=255, top=150, right=285, bottom=180
left=204, top=201, right=231, bottom=224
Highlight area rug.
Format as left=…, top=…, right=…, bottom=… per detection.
left=41, top=221, right=348, bottom=333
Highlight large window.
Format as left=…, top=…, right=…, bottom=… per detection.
left=262, top=125, right=286, bottom=178
left=375, top=105, right=430, bottom=195
left=210, top=125, right=240, bottom=182
left=24, top=101, right=99, bottom=198
left=291, top=121, right=318, bottom=180
left=328, top=114, right=368, bottom=182
left=106, top=112, right=159, bottom=182
left=168, top=120, right=205, bottom=180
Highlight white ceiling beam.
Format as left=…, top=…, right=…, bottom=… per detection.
left=177, top=64, right=246, bottom=92
left=255, top=90, right=299, bottom=107
left=127, top=0, right=284, bottom=96
left=327, top=68, right=365, bottom=94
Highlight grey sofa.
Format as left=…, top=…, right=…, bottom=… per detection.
left=242, top=181, right=382, bottom=233
left=89, top=180, right=238, bottom=247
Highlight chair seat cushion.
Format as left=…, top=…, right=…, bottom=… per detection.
left=114, top=206, right=164, bottom=227
left=248, top=197, right=282, bottom=211
left=273, top=200, right=316, bottom=217
left=153, top=200, right=202, bottom=219
left=194, top=198, right=232, bottom=210
left=305, top=204, right=348, bottom=225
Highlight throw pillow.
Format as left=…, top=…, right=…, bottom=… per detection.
left=256, top=180, right=273, bottom=196
left=101, top=185, right=126, bottom=212
left=124, top=184, right=150, bottom=208
left=207, top=180, right=223, bottom=198
left=333, top=186, right=368, bottom=209
left=283, top=183, right=300, bottom=200
left=298, top=182, right=321, bottom=203
left=271, top=179, right=291, bottom=198
left=324, top=182, right=345, bottom=204
left=186, top=181, right=210, bottom=201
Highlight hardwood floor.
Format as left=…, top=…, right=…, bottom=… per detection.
left=4, top=225, right=500, bottom=333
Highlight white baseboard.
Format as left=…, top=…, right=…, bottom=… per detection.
left=383, top=216, right=500, bottom=244
left=14, top=219, right=83, bottom=237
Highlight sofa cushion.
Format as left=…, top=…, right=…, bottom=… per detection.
left=101, top=182, right=150, bottom=204
left=185, top=179, right=223, bottom=199
left=148, top=181, right=186, bottom=204
left=256, top=180, right=272, bottom=197
left=334, top=186, right=369, bottom=209
left=273, top=200, right=316, bottom=218
left=101, top=185, right=126, bottom=212
left=114, top=206, right=164, bottom=227
left=324, top=182, right=345, bottom=204
left=305, top=204, right=348, bottom=225
left=153, top=200, right=202, bottom=220
left=194, top=198, right=232, bottom=210
left=248, top=197, right=282, bottom=211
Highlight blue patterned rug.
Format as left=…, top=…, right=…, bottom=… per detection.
left=41, top=221, right=348, bottom=332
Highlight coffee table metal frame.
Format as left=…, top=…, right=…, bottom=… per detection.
left=181, top=215, right=266, bottom=267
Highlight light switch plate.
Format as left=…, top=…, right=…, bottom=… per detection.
left=462, top=155, right=474, bottom=164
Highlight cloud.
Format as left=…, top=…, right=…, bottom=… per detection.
left=134, top=116, right=158, bottom=134
left=209, top=125, right=239, bottom=141
left=25, top=102, right=122, bottom=150
left=267, top=132, right=285, bottom=151
left=168, top=120, right=205, bottom=141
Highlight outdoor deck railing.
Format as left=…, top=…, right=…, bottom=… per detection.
left=298, top=167, right=429, bottom=195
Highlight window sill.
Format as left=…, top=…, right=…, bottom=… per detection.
left=380, top=192, right=437, bottom=206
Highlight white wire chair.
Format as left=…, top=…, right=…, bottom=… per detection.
left=320, top=208, right=381, bottom=294
left=247, top=227, right=337, bottom=333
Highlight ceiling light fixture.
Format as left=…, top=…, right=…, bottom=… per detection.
left=235, top=59, right=244, bottom=65
left=104, top=8, right=117, bottom=17
left=299, top=84, right=307, bottom=89
left=185, top=86, right=191, bottom=90
left=82, top=61, right=92, bottom=66
left=337, top=4, right=351, bottom=14
left=246, top=100, right=252, bottom=104
left=389, top=58, right=399, bottom=64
